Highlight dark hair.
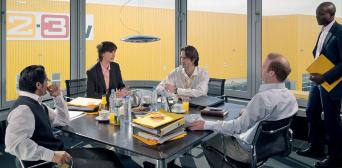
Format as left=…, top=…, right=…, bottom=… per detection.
left=181, top=45, right=199, bottom=66
left=19, top=65, right=47, bottom=93
left=318, top=2, right=336, bottom=16
left=97, top=41, right=117, bottom=61
left=267, top=53, right=291, bottom=82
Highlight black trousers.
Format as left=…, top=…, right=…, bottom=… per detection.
left=306, top=85, right=342, bottom=158
left=67, top=148, right=124, bottom=168
left=22, top=148, right=139, bottom=168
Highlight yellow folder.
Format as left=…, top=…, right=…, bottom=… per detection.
left=132, top=111, right=184, bottom=129
left=306, top=54, right=342, bottom=92
left=133, top=133, right=187, bottom=146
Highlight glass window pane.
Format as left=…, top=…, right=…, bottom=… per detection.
left=85, top=0, right=175, bottom=81
left=6, top=0, right=70, bottom=101
left=262, top=0, right=342, bottom=101
left=187, top=0, right=248, bottom=92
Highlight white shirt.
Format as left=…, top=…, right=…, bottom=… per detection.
left=5, top=91, right=69, bottom=162
left=156, top=66, right=209, bottom=97
left=204, top=83, right=298, bottom=150
left=315, top=20, right=335, bottom=58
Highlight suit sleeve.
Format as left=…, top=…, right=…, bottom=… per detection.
left=86, top=70, right=103, bottom=99
left=116, top=64, right=125, bottom=89
left=323, top=31, right=342, bottom=84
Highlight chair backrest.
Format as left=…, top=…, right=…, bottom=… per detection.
left=208, top=78, right=225, bottom=97
left=253, top=116, right=294, bottom=162
left=65, top=78, right=87, bottom=101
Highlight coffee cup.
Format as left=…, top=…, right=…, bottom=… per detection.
left=172, top=103, right=184, bottom=112
left=98, top=109, right=109, bottom=120
left=142, top=96, right=152, bottom=105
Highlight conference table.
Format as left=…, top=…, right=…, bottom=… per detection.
left=61, top=102, right=244, bottom=168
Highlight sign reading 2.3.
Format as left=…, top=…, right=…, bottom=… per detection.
left=7, top=11, right=93, bottom=40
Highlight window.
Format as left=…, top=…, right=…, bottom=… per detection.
left=262, top=0, right=342, bottom=103
left=5, top=0, right=70, bottom=102
left=187, top=0, right=249, bottom=94
left=85, top=0, right=175, bottom=82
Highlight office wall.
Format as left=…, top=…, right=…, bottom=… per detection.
left=5, top=1, right=342, bottom=100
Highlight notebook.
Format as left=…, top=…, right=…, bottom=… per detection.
left=189, top=96, right=224, bottom=108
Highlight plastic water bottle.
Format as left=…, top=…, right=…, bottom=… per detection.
left=124, top=96, right=132, bottom=123
left=109, top=89, right=115, bottom=113
left=151, top=87, right=158, bottom=112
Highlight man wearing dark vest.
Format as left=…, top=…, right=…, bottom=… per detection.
left=5, top=65, right=125, bottom=168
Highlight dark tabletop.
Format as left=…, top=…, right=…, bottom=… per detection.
left=61, top=103, right=244, bottom=160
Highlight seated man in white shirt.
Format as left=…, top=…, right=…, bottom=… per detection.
left=5, top=65, right=135, bottom=168
left=156, top=45, right=209, bottom=98
left=189, top=53, right=298, bottom=166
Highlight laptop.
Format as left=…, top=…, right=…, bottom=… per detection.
left=189, top=96, right=224, bottom=108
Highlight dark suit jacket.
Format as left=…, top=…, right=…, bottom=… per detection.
left=313, top=21, right=342, bottom=99
left=86, top=62, right=125, bottom=99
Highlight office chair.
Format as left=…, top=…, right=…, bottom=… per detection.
left=208, top=78, right=228, bottom=102
left=204, top=115, right=294, bottom=168
left=65, top=78, right=87, bottom=101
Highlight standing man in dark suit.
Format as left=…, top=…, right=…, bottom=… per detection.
left=297, top=2, right=342, bottom=168
left=87, top=41, right=128, bottom=99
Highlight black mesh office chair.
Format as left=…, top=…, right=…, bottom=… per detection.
left=248, top=116, right=294, bottom=167
left=204, top=115, right=294, bottom=168
left=208, top=78, right=228, bottom=102
left=65, top=78, right=87, bottom=101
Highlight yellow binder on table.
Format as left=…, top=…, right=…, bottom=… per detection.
left=306, top=54, right=342, bottom=92
left=132, top=111, right=184, bottom=129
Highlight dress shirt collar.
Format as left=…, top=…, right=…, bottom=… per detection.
left=100, top=61, right=111, bottom=71
left=19, top=90, right=43, bottom=105
left=258, top=83, right=286, bottom=92
left=181, top=66, right=199, bottom=78
left=321, top=20, right=335, bottom=32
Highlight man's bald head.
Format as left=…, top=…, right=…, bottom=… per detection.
left=317, top=2, right=336, bottom=17
left=266, top=53, right=291, bottom=82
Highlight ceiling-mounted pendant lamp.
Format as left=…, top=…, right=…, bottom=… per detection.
left=121, top=35, right=160, bottom=43
left=120, top=0, right=160, bottom=43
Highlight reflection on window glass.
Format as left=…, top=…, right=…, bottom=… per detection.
left=187, top=0, right=248, bottom=92
left=6, top=0, right=70, bottom=101
left=85, top=0, right=175, bottom=82
left=262, top=0, right=342, bottom=100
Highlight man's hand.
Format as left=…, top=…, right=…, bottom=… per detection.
left=165, top=84, right=176, bottom=93
left=188, top=120, right=205, bottom=131
left=47, top=85, right=61, bottom=97
left=52, top=151, right=71, bottom=165
left=115, top=88, right=129, bottom=98
left=309, top=73, right=325, bottom=84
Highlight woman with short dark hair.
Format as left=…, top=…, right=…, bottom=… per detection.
left=87, top=41, right=128, bottom=99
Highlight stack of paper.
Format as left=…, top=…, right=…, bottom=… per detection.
left=67, top=97, right=101, bottom=107
left=132, top=111, right=187, bottom=145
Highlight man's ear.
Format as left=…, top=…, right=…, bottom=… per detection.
left=269, top=71, right=275, bottom=77
left=36, top=82, right=42, bottom=90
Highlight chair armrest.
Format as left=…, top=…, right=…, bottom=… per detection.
left=216, top=95, right=229, bottom=102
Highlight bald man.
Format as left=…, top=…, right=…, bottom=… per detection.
left=188, top=53, right=298, bottom=167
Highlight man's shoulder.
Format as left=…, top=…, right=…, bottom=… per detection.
left=8, top=104, right=33, bottom=121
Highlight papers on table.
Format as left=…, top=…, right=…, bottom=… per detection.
left=69, top=111, right=85, bottom=120
left=67, top=97, right=101, bottom=107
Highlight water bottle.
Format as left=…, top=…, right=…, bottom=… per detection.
left=124, top=96, right=132, bottom=123
left=151, top=87, right=158, bottom=112
left=109, top=89, right=117, bottom=125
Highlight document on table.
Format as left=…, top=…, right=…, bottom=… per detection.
left=69, top=111, right=85, bottom=120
